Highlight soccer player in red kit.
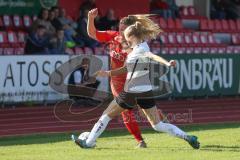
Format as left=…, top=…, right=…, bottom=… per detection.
left=87, top=8, right=146, bottom=148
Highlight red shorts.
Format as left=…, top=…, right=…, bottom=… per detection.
left=110, top=79, right=125, bottom=97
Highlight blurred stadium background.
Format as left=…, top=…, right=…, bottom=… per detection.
left=0, top=0, right=240, bottom=139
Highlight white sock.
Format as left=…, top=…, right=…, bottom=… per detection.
left=153, top=122, right=188, bottom=140
left=86, top=114, right=111, bottom=146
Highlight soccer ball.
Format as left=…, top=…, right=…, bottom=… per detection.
left=78, top=132, right=90, bottom=140
left=78, top=132, right=96, bottom=147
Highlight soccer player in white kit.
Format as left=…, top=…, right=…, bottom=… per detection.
left=73, top=16, right=200, bottom=149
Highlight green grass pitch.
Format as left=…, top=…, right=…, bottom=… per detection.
left=0, top=123, right=240, bottom=160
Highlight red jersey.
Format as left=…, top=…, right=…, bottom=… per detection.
left=96, top=30, right=127, bottom=96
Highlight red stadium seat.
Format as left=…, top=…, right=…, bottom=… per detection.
left=208, top=33, right=217, bottom=46
left=226, top=46, right=234, bottom=54
left=177, top=47, right=186, bottom=54
left=0, top=31, right=9, bottom=48
left=0, top=31, right=14, bottom=55
left=17, top=31, right=26, bottom=53
left=229, top=20, right=237, bottom=32
left=167, top=18, right=175, bottom=30
left=150, top=15, right=160, bottom=24
left=202, top=47, right=210, bottom=54
left=0, top=16, right=3, bottom=28
left=3, top=48, right=14, bottom=55
left=17, top=31, right=26, bottom=43
left=179, top=6, right=189, bottom=17
left=167, top=33, right=178, bottom=54
left=210, top=47, right=218, bottom=54
left=183, top=29, right=194, bottom=53
left=176, top=32, right=185, bottom=45
left=94, top=46, right=105, bottom=55
left=65, top=48, right=74, bottom=55
left=208, top=19, right=215, bottom=31
left=184, top=32, right=193, bottom=46
left=159, top=32, right=168, bottom=44
left=218, top=46, right=226, bottom=54
left=7, top=31, right=20, bottom=47
left=159, top=18, right=167, bottom=31
left=150, top=40, right=161, bottom=54
left=169, top=47, right=177, bottom=54
left=192, top=32, right=200, bottom=46
left=180, top=6, right=199, bottom=19
left=233, top=46, right=240, bottom=54
left=84, top=47, right=94, bottom=54
left=13, top=15, right=23, bottom=29
left=208, top=32, right=226, bottom=54
left=175, top=19, right=183, bottom=30
left=3, top=15, right=13, bottom=29
left=200, top=33, right=208, bottom=45
left=176, top=32, right=186, bottom=54
left=236, top=19, right=240, bottom=31
left=160, top=47, right=169, bottom=54
left=158, top=33, right=168, bottom=54
left=23, top=15, right=32, bottom=28
left=231, top=33, right=240, bottom=45
left=186, top=47, right=194, bottom=54
left=15, top=48, right=24, bottom=55
left=200, top=33, right=210, bottom=54
left=194, top=47, right=202, bottom=54
left=208, top=33, right=225, bottom=54
left=7, top=31, right=22, bottom=55
left=221, top=20, right=229, bottom=32
left=200, top=19, right=208, bottom=31
left=192, top=32, right=202, bottom=54
left=214, top=19, right=222, bottom=32
left=188, top=6, right=196, bottom=16
left=167, top=32, right=177, bottom=46
left=75, top=47, right=84, bottom=54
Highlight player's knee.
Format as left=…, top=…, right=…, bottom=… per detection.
left=152, top=125, right=158, bottom=131
left=152, top=123, right=159, bottom=131
left=152, top=121, right=164, bottom=132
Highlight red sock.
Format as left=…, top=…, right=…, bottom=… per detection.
left=121, top=110, right=143, bottom=142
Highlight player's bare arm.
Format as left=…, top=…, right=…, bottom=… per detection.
left=94, top=65, right=127, bottom=77
left=87, top=8, right=98, bottom=40
left=145, top=52, right=176, bottom=67
left=109, top=65, right=127, bottom=76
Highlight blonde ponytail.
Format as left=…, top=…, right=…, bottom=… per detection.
left=124, top=16, right=162, bottom=41
left=135, top=21, right=142, bottom=30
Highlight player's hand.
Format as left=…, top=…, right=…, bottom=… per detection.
left=168, top=60, right=176, bottom=67
left=88, top=8, right=98, bottom=19
left=93, top=70, right=110, bottom=77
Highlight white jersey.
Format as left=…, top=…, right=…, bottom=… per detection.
left=124, top=42, right=153, bottom=93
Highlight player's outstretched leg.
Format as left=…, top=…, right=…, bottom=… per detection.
left=152, top=121, right=200, bottom=149
left=142, top=107, right=200, bottom=149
